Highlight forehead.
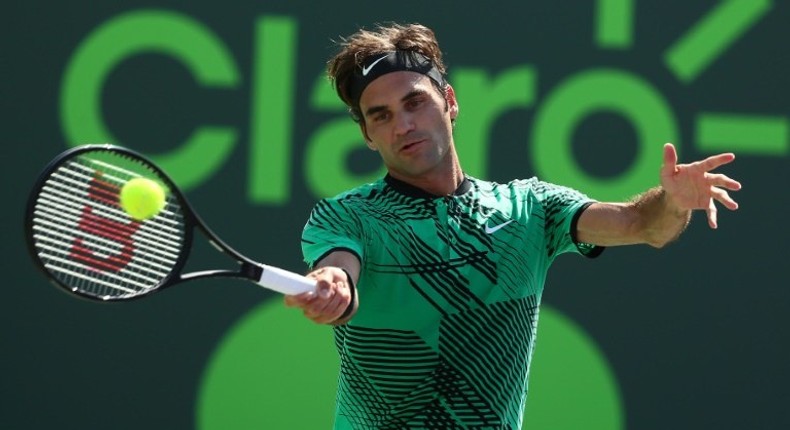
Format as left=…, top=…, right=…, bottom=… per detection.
left=358, top=71, right=435, bottom=109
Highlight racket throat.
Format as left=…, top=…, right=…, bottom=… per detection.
left=240, top=261, right=264, bottom=281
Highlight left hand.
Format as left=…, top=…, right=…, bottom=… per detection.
left=660, top=143, right=742, bottom=229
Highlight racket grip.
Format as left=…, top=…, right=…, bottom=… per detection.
left=257, top=264, right=316, bottom=295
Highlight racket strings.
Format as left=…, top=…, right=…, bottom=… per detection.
left=30, top=152, right=187, bottom=300
left=37, top=185, right=182, bottom=259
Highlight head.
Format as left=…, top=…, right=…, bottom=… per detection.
left=327, top=24, right=450, bottom=120
left=327, top=23, right=460, bottom=182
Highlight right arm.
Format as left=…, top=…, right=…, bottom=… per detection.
left=284, top=250, right=361, bottom=325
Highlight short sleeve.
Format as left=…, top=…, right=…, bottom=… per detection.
left=527, top=179, right=604, bottom=259
left=301, top=197, right=365, bottom=269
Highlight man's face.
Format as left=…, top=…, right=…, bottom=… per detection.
left=358, top=71, right=458, bottom=181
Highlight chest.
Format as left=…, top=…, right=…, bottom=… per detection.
left=354, top=194, right=549, bottom=326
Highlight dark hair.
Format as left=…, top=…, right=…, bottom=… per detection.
left=327, top=23, right=449, bottom=121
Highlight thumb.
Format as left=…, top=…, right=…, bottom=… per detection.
left=661, top=143, right=678, bottom=177
left=316, top=280, right=332, bottom=299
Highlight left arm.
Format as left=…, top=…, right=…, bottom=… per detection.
left=576, top=143, right=742, bottom=248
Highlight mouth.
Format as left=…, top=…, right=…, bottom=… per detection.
left=400, top=139, right=425, bottom=153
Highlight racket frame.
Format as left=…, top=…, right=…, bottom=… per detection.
left=25, top=144, right=287, bottom=301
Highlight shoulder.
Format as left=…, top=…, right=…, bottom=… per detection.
left=509, top=177, right=589, bottom=202
left=305, top=181, right=388, bottom=234
left=468, top=176, right=592, bottom=209
left=319, top=178, right=388, bottom=207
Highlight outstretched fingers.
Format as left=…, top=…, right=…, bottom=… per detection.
left=695, top=152, right=736, bottom=173
left=660, top=143, right=741, bottom=229
left=706, top=172, right=742, bottom=192
left=707, top=199, right=718, bottom=229
left=711, top=186, right=739, bottom=211
left=705, top=185, right=738, bottom=230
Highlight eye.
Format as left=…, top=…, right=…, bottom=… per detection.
left=406, top=97, right=425, bottom=109
left=372, top=111, right=390, bottom=122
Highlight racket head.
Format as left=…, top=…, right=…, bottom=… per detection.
left=25, top=144, right=194, bottom=301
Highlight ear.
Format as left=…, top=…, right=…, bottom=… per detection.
left=445, top=85, right=459, bottom=120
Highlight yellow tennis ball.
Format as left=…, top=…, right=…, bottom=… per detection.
left=119, top=177, right=167, bottom=220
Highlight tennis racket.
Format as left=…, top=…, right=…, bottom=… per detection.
left=25, top=144, right=316, bottom=301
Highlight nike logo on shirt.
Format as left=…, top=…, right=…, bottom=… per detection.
left=484, top=220, right=513, bottom=234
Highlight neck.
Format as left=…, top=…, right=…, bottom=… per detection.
left=388, top=152, right=464, bottom=196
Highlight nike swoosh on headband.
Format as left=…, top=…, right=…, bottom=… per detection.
left=362, top=54, right=391, bottom=76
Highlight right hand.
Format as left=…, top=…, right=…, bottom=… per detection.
left=284, top=266, right=353, bottom=324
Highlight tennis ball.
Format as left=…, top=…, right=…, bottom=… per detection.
left=119, top=177, right=167, bottom=220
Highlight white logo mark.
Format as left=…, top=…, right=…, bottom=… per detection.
left=362, top=54, right=390, bottom=76
left=484, top=220, right=513, bottom=234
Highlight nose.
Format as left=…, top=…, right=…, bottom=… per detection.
left=393, top=111, right=416, bottom=136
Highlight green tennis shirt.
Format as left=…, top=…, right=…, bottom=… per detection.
left=302, top=175, right=602, bottom=429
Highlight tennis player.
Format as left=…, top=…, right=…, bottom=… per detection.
left=285, top=23, right=741, bottom=429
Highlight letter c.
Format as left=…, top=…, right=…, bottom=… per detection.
left=60, top=9, right=240, bottom=189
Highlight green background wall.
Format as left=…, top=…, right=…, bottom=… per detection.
left=3, top=1, right=788, bottom=428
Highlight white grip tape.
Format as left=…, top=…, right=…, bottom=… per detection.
left=257, top=264, right=316, bottom=295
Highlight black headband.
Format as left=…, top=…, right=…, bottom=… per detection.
left=347, top=50, right=445, bottom=111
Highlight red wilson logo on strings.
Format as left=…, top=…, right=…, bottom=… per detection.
left=68, top=174, right=142, bottom=273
